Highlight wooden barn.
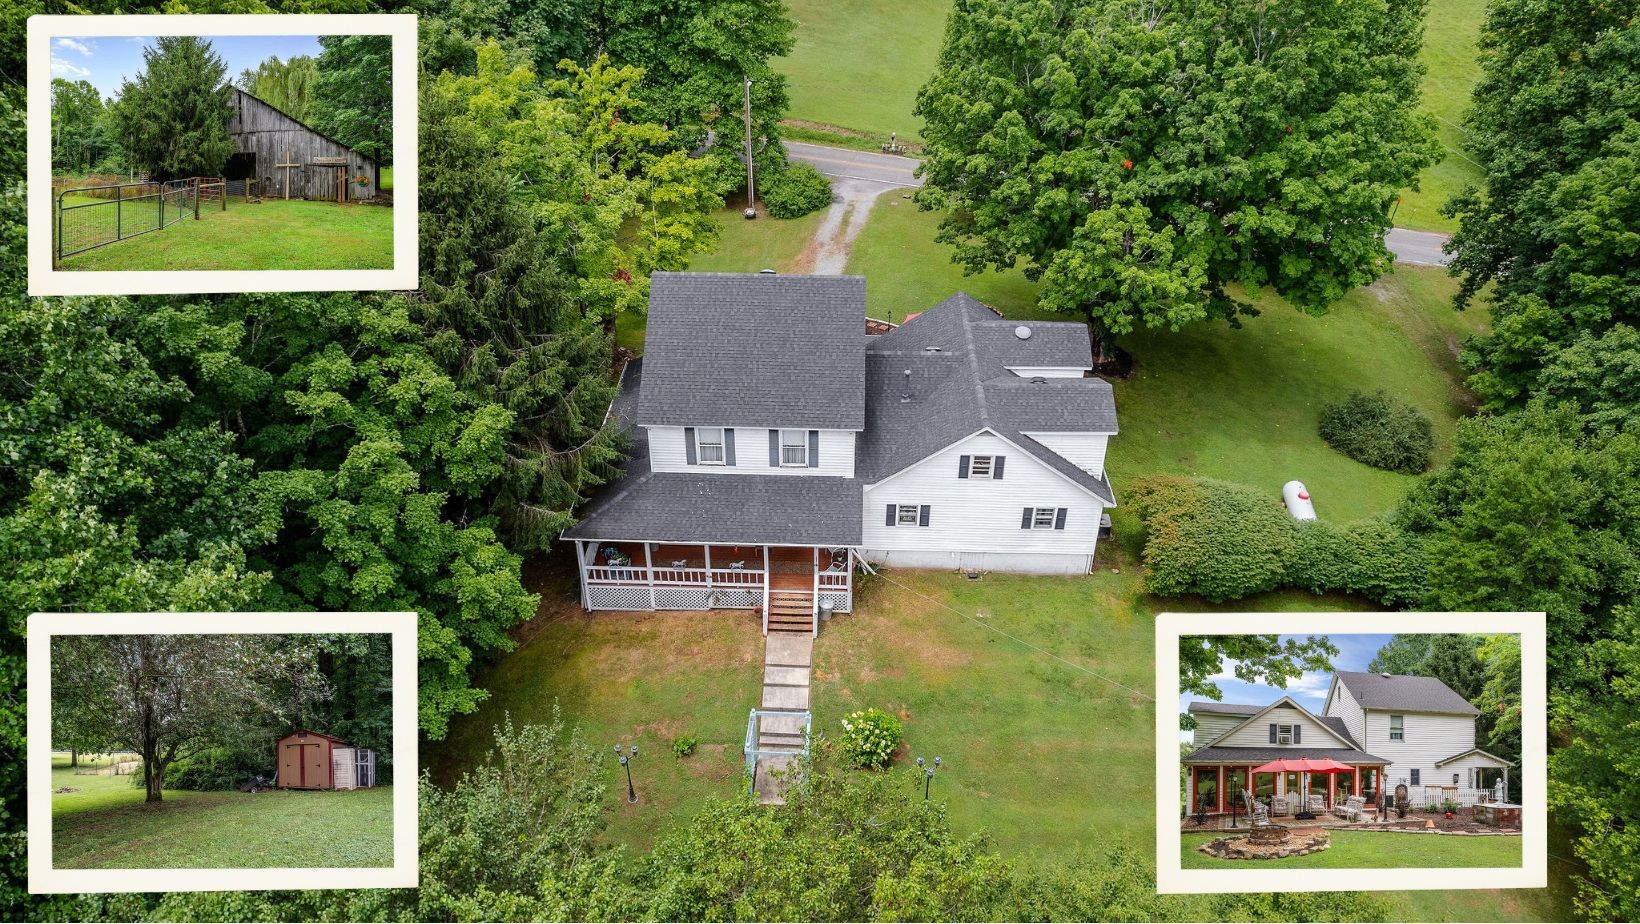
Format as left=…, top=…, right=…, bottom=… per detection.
left=225, top=88, right=381, bottom=203
left=276, top=729, right=379, bottom=791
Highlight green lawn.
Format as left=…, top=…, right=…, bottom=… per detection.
left=777, top=0, right=948, bottom=144
left=1182, top=829, right=1522, bottom=869
left=51, top=762, right=394, bottom=869
left=380, top=166, right=394, bottom=191
left=54, top=196, right=393, bottom=271
left=1400, top=0, right=1488, bottom=232
left=848, top=191, right=1489, bottom=524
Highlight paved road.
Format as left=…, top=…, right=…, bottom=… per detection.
left=787, top=141, right=1453, bottom=266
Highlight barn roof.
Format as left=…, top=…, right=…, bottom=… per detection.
left=228, top=87, right=380, bottom=168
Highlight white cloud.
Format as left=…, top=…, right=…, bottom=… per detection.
left=1283, top=670, right=1332, bottom=696
left=50, top=57, right=91, bottom=79
left=54, top=37, right=93, bottom=56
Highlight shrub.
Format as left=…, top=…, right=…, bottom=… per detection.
left=762, top=161, right=833, bottom=218
left=1441, top=797, right=1460, bottom=814
left=839, top=708, right=902, bottom=769
left=671, top=734, right=697, bottom=758
left=167, top=745, right=268, bottom=791
left=1318, top=390, right=1435, bottom=473
left=1126, top=475, right=1296, bottom=601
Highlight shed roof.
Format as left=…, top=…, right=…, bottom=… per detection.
left=1335, top=671, right=1480, bottom=716
left=635, top=273, right=867, bottom=430
left=279, top=728, right=350, bottom=746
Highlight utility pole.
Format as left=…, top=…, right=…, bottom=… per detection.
left=743, top=76, right=757, bottom=219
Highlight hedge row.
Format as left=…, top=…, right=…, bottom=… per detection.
left=1126, top=475, right=1427, bottom=605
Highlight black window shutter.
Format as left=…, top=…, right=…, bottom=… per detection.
left=919, top=504, right=930, bottom=527
left=1054, top=507, right=1068, bottom=530
left=886, top=504, right=897, bottom=527
left=958, top=455, right=970, bottom=479
left=1294, top=726, right=1302, bottom=744
left=1021, top=507, right=1034, bottom=529
left=684, top=427, right=697, bottom=465
left=1269, top=724, right=1277, bottom=743
left=808, top=430, right=820, bottom=467
left=993, top=456, right=1005, bottom=479
left=769, top=429, right=780, bottom=466
left=724, top=428, right=736, bottom=465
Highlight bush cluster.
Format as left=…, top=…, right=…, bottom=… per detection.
left=1126, top=475, right=1427, bottom=605
left=839, top=707, right=902, bottom=769
left=166, top=745, right=268, bottom=791
left=1318, top=390, right=1435, bottom=473
left=762, top=161, right=833, bottom=218
left=671, top=734, right=697, bottom=758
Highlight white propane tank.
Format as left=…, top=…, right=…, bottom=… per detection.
left=1283, top=480, right=1318, bottom=521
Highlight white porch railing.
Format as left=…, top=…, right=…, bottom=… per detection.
left=584, top=566, right=766, bottom=587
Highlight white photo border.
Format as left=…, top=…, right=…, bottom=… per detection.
left=26, top=13, right=418, bottom=295
left=27, top=611, right=419, bottom=893
left=1155, top=611, right=1547, bottom=894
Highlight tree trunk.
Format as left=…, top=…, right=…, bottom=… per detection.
left=69, top=748, right=77, bottom=768
left=142, top=744, right=164, bottom=803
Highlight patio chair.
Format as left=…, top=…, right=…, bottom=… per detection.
left=1271, top=795, right=1289, bottom=816
left=671, top=559, right=688, bottom=569
left=729, top=561, right=745, bottom=570
left=1307, top=793, right=1327, bottom=815
left=1243, top=790, right=1271, bottom=828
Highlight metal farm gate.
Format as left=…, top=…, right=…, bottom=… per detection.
left=53, top=178, right=233, bottom=262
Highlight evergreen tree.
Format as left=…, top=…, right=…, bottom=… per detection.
left=914, top=0, right=1439, bottom=344
left=108, top=35, right=234, bottom=180
left=308, top=35, right=392, bottom=164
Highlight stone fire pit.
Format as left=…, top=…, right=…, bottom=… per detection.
left=1200, top=826, right=1330, bottom=860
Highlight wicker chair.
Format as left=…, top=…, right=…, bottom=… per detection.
left=1243, top=790, right=1272, bottom=827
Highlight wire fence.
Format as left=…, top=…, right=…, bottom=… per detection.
left=54, top=177, right=218, bottom=262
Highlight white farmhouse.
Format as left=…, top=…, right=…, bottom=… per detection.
left=561, top=272, right=1118, bottom=634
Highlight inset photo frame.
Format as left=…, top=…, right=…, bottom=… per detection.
left=1155, top=612, right=1547, bottom=895
left=26, top=14, right=418, bottom=295
left=27, top=611, right=419, bottom=893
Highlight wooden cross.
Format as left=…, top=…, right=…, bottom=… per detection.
left=274, top=147, right=299, bottom=200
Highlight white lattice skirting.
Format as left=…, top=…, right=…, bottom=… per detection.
left=585, top=584, right=784, bottom=612
left=819, top=591, right=852, bottom=613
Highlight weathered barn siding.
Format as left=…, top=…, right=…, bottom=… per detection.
left=226, top=88, right=380, bottom=201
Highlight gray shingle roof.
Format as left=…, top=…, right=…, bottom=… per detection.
left=1183, top=745, right=1393, bottom=765
left=858, top=293, right=1118, bottom=503
left=562, top=359, right=862, bottom=545
left=1335, top=671, right=1480, bottom=716
left=1188, top=701, right=1263, bottom=715
left=635, top=272, right=866, bottom=430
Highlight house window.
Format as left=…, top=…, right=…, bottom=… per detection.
left=1389, top=715, right=1404, bottom=740
left=897, top=505, right=921, bottom=526
left=969, top=455, right=994, bottom=478
left=697, top=427, right=725, bottom=464
left=1277, top=724, right=1294, bottom=745
left=1410, top=768, right=1420, bottom=785
left=780, top=429, right=808, bottom=466
left=889, top=504, right=930, bottom=527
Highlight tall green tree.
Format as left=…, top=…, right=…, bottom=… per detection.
left=50, top=78, right=116, bottom=174
left=1444, top=1, right=1640, bottom=408
left=108, top=35, right=234, bottom=180
left=914, top=0, right=1440, bottom=345
left=309, top=34, right=393, bottom=164
left=1367, top=634, right=1434, bottom=675
left=1178, top=635, right=1337, bottom=730
left=236, top=53, right=320, bottom=123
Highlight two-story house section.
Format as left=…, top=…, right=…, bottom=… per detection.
left=1182, top=696, right=1392, bottom=818
left=1322, top=671, right=1514, bottom=804
left=561, top=272, right=1120, bottom=635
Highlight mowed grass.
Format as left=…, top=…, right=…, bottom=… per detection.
left=778, top=0, right=949, bottom=143
left=848, top=193, right=1489, bottom=523
left=1400, top=0, right=1488, bottom=232
left=1181, top=829, right=1521, bottom=869
left=51, top=762, right=393, bottom=869
left=54, top=196, right=392, bottom=271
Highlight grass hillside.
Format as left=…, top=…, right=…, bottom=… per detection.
left=1401, top=0, right=1488, bottom=232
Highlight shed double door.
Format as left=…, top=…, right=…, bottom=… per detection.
left=282, top=740, right=330, bottom=788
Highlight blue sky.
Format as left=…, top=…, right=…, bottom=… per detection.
left=51, top=35, right=326, bottom=101
left=1178, top=633, right=1393, bottom=743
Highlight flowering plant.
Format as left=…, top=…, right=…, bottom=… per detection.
left=840, top=707, right=903, bottom=769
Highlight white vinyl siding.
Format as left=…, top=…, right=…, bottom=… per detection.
left=860, top=431, right=1104, bottom=565
left=1215, top=704, right=1341, bottom=748
left=779, top=429, right=808, bottom=466
left=696, top=427, right=726, bottom=464
left=1358, top=708, right=1479, bottom=793
left=1023, top=431, right=1111, bottom=478
left=1323, top=678, right=1368, bottom=746
left=646, top=426, right=856, bottom=477
left=1190, top=711, right=1248, bottom=746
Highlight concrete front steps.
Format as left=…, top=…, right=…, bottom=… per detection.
left=753, top=633, right=813, bottom=805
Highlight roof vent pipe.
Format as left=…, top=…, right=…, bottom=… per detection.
left=1030, top=376, right=1047, bottom=385
left=1015, top=325, right=1033, bottom=340
left=901, top=369, right=913, bottom=403
left=758, top=268, right=777, bottom=274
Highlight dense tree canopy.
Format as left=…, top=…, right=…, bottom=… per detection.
left=50, top=78, right=119, bottom=174
left=309, top=34, right=393, bottom=164
left=914, top=0, right=1440, bottom=341
left=1445, top=0, right=1640, bottom=408
left=108, top=35, right=234, bottom=180
left=236, top=53, right=320, bottom=124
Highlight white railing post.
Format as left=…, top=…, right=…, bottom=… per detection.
left=575, top=541, right=589, bottom=610
left=643, top=542, right=656, bottom=610
left=703, top=544, right=713, bottom=606
left=761, top=545, right=770, bottom=635
left=812, top=546, right=820, bottom=636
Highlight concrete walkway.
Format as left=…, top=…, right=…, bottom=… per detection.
left=786, top=141, right=1454, bottom=269
left=752, top=633, right=812, bottom=805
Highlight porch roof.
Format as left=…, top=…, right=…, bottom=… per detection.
left=1183, top=745, right=1391, bottom=766
left=562, top=470, right=862, bottom=545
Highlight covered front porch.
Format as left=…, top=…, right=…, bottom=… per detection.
left=1184, top=761, right=1388, bottom=826
left=572, top=540, right=855, bottom=634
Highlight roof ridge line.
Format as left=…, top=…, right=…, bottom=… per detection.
left=959, top=307, right=990, bottom=426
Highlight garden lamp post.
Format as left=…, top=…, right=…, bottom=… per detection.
left=915, top=756, right=940, bottom=800
left=614, top=743, right=638, bottom=803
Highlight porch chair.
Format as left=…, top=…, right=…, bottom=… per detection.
left=1270, top=795, right=1289, bottom=816
left=671, top=559, right=688, bottom=569
left=1243, top=790, right=1271, bottom=828
left=1307, top=793, right=1327, bottom=815
left=728, top=561, right=745, bottom=570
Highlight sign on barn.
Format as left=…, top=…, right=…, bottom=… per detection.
left=225, top=88, right=381, bottom=203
